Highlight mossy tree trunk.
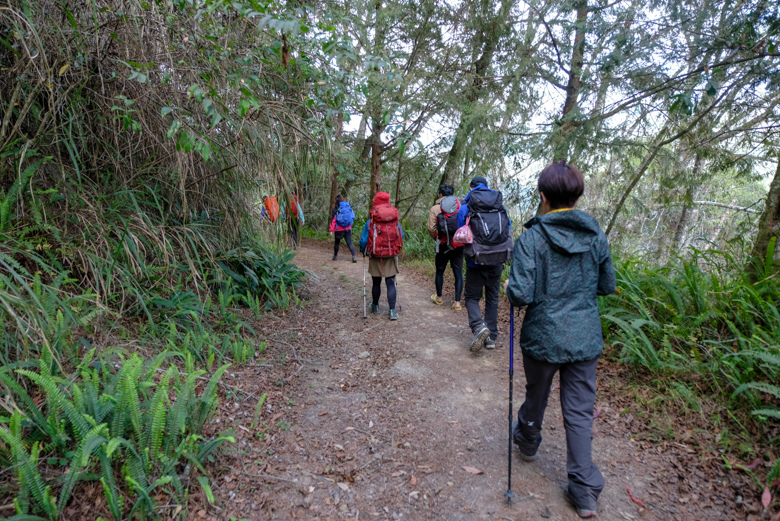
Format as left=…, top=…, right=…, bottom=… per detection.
left=749, top=160, right=780, bottom=278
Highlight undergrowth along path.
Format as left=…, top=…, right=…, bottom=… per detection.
left=214, top=242, right=744, bottom=520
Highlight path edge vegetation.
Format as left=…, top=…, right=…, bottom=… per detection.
left=1, top=0, right=779, bottom=517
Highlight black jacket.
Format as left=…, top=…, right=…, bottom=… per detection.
left=506, top=209, right=616, bottom=363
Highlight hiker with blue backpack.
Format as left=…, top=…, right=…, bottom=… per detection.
left=504, top=162, right=616, bottom=518
left=456, top=176, right=514, bottom=353
left=330, top=194, right=357, bottom=263
left=427, top=184, right=464, bottom=311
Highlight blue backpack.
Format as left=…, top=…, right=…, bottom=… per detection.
left=336, top=201, right=355, bottom=227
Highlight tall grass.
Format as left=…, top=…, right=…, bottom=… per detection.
left=600, top=246, right=780, bottom=422
left=0, top=0, right=324, bottom=516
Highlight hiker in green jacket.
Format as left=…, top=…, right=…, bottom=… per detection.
left=505, top=161, right=616, bottom=519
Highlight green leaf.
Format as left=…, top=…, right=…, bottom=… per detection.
left=176, top=130, right=196, bottom=153
left=195, top=141, right=212, bottom=162
left=202, top=98, right=214, bottom=116
left=167, top=120, right=181, bottom=139
left=161, top=107, right=173, bottom=117
left=197, top=476, right=215, bottom=503
left=705, top=79, right=719, bottom=97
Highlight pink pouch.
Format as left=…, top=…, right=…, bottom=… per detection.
left=452, top=217, right=473, bottom=244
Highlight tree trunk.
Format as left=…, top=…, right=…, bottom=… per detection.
left=672, top=186, right=695, bottom=253
left=438, top=0, right=512, bottom=186
left=394, top=151, right=403, bottom=207
left=672, top=155, right=701, bottom=252
left=367, top=0, right=386, bottom=208
left=551, top=0, right=588, bottom=161
left=369, top=138, right=382, bottom=209
left=328, top=112, right=344, bottom=221
left=749, top=160, right=780, bottom=278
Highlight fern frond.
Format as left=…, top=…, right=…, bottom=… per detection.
left=17, top=369, right=91, bottom=440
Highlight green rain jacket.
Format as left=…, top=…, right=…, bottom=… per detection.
left=506, top=209, right=616, bottom=364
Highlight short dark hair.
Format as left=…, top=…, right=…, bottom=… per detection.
left=538, top=161, right=584, bottom=209
left=470, top=176, right=488, bottom=188
left=335, top=193, right=342, bottom=203
left=439, top=184, right=454, bottom=197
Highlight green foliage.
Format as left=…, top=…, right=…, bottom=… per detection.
left=601, top=247, right=780, bottom=422
left=398, top=225, right=431, bottom=260
left=216, top=247, right=306, bottom=310
left=1, top=352, right=234, bottom=519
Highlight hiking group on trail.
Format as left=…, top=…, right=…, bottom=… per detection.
left=336, top=161, right=616, bottom=518
left=261, top=191, right=305, bottom=248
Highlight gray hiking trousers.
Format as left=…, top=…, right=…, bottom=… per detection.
left=513, top=352, right=603, bottom=510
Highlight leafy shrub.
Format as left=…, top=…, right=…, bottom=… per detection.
left=600, top=247, right=780, bottom=421
left=215, top=247, right=306, bottom=309
left=0, top=351, right=233, bottom=519
left=0, top=246, right=103, bottom=371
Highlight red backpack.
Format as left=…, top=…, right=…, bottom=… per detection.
left=264, top=197, right=280, bottom=223
left=436, top=197, right=463, bottom=250
left=366, top=203, right=403, bottom=258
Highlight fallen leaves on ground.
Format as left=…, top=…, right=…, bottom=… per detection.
left=462, top=466, right=483, bottom=475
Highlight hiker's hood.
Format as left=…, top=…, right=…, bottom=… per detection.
left=524, top=209, right=601, bottom=254
left=463, top=184, right=492, bottom=203
left=373, top=191, right=391, bottom=206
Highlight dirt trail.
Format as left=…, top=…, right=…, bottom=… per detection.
left=212, top=242, right=738, bottom=521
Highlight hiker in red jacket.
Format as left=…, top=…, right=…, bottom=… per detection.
left=359, top=192, right=404, bottom=321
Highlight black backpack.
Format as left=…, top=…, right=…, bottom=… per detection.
left=464, top=189, right=513, bottom=265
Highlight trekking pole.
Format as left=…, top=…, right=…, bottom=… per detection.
left=505, top=305, right=515, bottom=503
left=362, top=254, right=367, bottom=322
left=396, top=276, right=402, bottom=313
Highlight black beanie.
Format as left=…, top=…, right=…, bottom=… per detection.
left=470, top=176, right=488, bottom=188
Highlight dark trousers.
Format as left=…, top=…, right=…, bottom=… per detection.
left=513, top=352, right=603, bottom=510
left=372, top=276, right=396, bottom=309
left=435, top=247, right=464, bottom=301
left=464, top=265, right=502, bottom=340
left=334, top=230, right=355, bottom=257
left=289, top=219, right=299, bottom=247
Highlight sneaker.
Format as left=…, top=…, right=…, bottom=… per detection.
left=369, top=303, right=380, bottom=314
left=485, top=338, right=496, bottom=350
left=352, top=256, right=357, bottom=263
left=332, top=255, right=338, bottom=261
left=512, top=421, right=539, bottom=461
left=389, top=309, right=399, bottom=320
left=469, top=325, right=490, bottom=353
left=563, top=485, right=597, bottom=518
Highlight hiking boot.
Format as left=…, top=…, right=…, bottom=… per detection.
left=485, top=338, right=496, bottom=350
left=563, top=485, right=597, bottom=518
left=512, top=421, right=539, bottom=461
left=389, top=309, right=399, bottom=320
left=332, top=255, right=338, bottom=261
left=369, top=303, right=380, bottom=314
left=469, top=325, right=490, bottom=353
left=352, top=256, right=357, bottom=263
